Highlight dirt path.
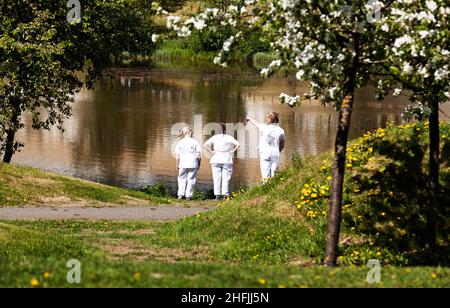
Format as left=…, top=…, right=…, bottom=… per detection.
left=0, top=205, right=215, bottom=221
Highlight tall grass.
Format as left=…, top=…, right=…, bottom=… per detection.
left=252, top=52, right=278, bottom=69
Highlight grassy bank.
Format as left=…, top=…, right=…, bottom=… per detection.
left=155, top=122, right=450, bottom=267
left=0, top=163, right=174, bottom=206
left=0, top=220, right=448, bottom=288
left=1, top=123, right=449, bottom=287
left=152, top=39, right=216, bottom=63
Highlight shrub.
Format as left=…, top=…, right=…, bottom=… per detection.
left=292, top=122, right=450, bottom=265
left=139, top=182, right=170, bottom=198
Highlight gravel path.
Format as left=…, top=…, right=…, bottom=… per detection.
left=0, top=205, right=215, bottom=221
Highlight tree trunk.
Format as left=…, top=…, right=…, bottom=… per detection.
left=2, top=107, right=20, bottom=163
left=324, top=31, right=360, bottom=267
left=3, top=129, right=16, bottom=163
left=324, top=93, right=355, bottom=266
left=427, top=98, right=439, bottom=264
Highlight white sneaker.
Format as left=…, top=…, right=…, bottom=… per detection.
left=178, top=196, right=183, bottom=200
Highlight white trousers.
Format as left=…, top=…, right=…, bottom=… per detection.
left=211, top=163, right=233, bottom=196
left=260, top=156, right=280, bottom=179
left=177, top=168, right=198, bottom=198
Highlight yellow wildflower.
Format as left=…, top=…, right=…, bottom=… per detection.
left=30, top=278, right=39, bottom=287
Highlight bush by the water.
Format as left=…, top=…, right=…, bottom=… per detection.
left=139, top=182, right=171, bottom=198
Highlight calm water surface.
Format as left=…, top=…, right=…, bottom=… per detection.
left=14, top=64, right=450, bottom=192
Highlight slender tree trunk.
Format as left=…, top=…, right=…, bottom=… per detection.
left=427, top=98, right=439, bottom=264
left=324, top=31, right=360, bottom=267
left=2, top=106, right=20, bottom=163
left=324, top=92, right=355, bottom=266
left=3, top=128, right=16, bottom=163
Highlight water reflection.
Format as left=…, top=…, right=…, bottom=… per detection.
left=14, top=66, right=450, bottom=192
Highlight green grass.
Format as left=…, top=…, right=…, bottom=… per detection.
left=155, top=155, right=326, bottom=265
left=154, top=123, right=450, bottom=266
left=0, top=163, right=174, bottom=206
left=1, top=123, right=449, bottom=287
left=0, top=220, right=448, bottom=288
left=253, top=52, right=278, bottom=69
left=152, top=39, right=216, bottom=63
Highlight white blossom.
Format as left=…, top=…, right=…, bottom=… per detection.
left=402, top=62, right=413, bottom=74
left=393, top=88, right=402, bottom=96
left=426, top=1, right=438, bottom=12
left=279, top=93, right=301, bottom=106
left=295, top=70, right=305, bottom=80
left=434, top=68, right=449, bottom=81
left=394, top=35, right=413, bottom=48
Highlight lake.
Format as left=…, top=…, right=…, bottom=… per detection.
left=14, top=64, right=450, bottom=193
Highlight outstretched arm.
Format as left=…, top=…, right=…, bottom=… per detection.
left=246, top=116, right=260, bottom=129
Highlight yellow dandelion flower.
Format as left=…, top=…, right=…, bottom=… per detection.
left=30, top=278, right=39, bottom=287
left=258, top=278, right=267, bottom=285
left=43, top=272, right=51, bottom=279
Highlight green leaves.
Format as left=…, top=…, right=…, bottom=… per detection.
left=0, top=0, right=156, bottom=160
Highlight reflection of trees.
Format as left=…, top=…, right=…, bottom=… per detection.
left=71, top=72, right=190, bottom=187
left=70, top=68, right=266, bottom=188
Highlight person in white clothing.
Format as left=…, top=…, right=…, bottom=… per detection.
left=247, top=112, right=285, bottom=179
left=203, top=124, right=240, bottom=200
left=175, top=127, right=202, bottom=200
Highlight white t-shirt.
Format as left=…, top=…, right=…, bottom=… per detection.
left=204, top=134, right=240, bottom=165
left=258, top=124, right=285, bottom=159
left=175, top=136, right=202, bottom=169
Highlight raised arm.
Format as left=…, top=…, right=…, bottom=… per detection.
left=246, top=116, right=260, bottom=130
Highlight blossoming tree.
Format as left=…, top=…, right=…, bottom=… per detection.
left=161, top=0, right=449, bottom=265
left=377, top=0, right=449, bottom=262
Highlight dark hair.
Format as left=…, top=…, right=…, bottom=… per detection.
left=220, top=123, right=227, bottom=133
left=267, top=112, right=280, bottom=124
